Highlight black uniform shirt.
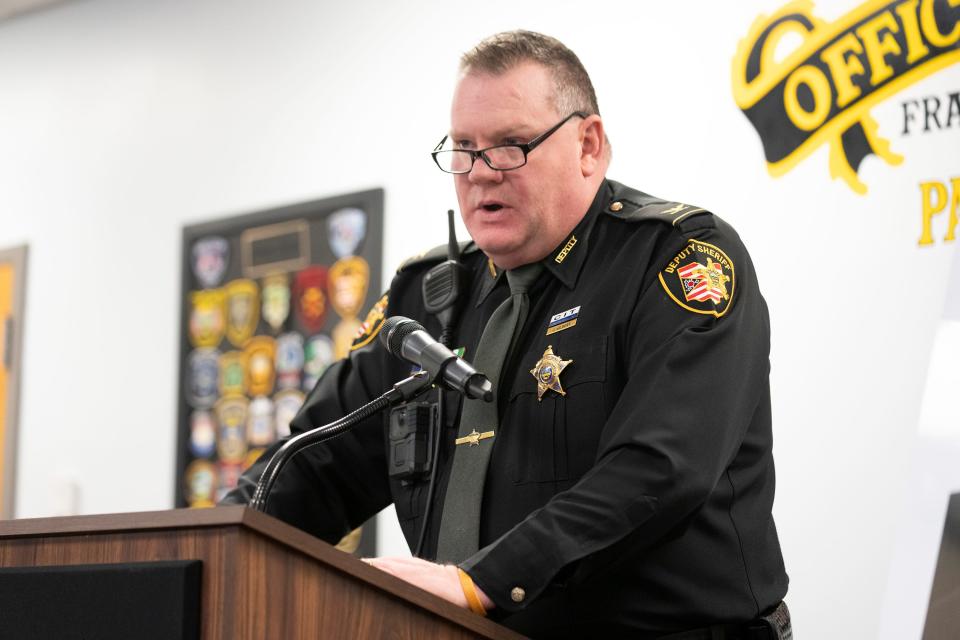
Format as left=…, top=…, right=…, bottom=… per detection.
left=224, top=179, right=789, bottom=638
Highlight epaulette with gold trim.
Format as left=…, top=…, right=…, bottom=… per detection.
left=602, top=180, right=712, bottom=228
left=396, top=240, right=478, bottom=273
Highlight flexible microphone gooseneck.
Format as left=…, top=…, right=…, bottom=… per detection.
left=249, top=371, right=432, bottom=513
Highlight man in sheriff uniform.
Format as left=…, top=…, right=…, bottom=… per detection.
left=223, top=30, right=790, bottom=639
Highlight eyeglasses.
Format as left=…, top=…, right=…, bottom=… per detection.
left=431, top=111, right=589, bottom=174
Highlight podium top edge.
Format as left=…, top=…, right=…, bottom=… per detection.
left=0, top=505, right=249, bottom=538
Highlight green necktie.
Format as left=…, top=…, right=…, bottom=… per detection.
left=435, top=262, right=543, bottom=564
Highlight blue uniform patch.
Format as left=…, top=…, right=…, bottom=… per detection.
left=546, top=306, right=580, bottom=335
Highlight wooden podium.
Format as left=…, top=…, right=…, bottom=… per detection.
left=0, top=506, right=525, bottom=639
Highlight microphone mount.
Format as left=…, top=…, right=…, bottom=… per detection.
left=248, top=370, right=433, bottom=513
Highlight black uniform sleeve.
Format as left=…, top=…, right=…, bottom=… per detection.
left=461, top=218, right=771, bottom=611
left=220, top=309, right=395, bottom=545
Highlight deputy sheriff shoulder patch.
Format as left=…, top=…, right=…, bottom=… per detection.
left=659, top=239, right=735, bottom=318
left=351, top=292, right=389, bottom=351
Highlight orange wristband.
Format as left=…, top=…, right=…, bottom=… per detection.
left=457, top=568, right=487, bottom=616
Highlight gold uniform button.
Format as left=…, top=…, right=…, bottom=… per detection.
left=510, top=586, right=526, bottom=603
left=609, top=201, right=623, bottom=212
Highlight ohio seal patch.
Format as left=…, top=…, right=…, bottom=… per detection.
left=659, top=240, right=735, bottom=318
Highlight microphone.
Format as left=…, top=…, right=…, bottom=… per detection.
left=380, top=316, right=493, bottom=401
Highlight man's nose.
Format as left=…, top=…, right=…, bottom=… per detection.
left=467, top=154, right=504, bottom=184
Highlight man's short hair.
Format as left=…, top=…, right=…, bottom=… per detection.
left=460, top=30, right=600, bottom=117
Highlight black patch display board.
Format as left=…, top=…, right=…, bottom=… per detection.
left=175, top=189, right=383, bottom=553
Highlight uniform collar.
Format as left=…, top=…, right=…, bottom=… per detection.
left=540, top=180, right=611, bottom=290
left=476, top=255, right=504, bottom=307
left=474, top=180, right=612, bottom=305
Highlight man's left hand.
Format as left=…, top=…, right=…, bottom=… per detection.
left=363, top=556, right=493, bottom=611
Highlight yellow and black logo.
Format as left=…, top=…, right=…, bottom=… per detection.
left=733, top=0, right=960, bottom=194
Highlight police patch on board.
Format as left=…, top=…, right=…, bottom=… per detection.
left=659, top=240, right=735, bottom=318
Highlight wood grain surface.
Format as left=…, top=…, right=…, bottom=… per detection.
left=0, top=507, right=526, bottom=640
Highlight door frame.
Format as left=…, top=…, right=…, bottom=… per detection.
left=0, top=244, right=28, bottom=519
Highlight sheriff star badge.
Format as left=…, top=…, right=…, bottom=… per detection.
left=530, top=345, right=572, bottom=402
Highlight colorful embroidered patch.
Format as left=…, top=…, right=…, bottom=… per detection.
left=328, top=256, right=370, bottom=320
left=191, top=236, right=229, bottom=289
left=332, top=317, right=363, bottom=360
left=225, top=279, right=259, bottom=347
left=246, top=396, right=275, bottom=446
left=245, top=336, right=277, bottom=396
left=351, top=293, right=389, bottom=351
left=215, top=396, right=249, bottom=464
left=184, top=459, right=217, bottom=506
left=217, top=461, right=243, bottom=499
left=293, top=266, right=328, bottom=334
left=659, top=240, right=735, bottom=317
left=188, top=410, right=217, bottom=458
left=327, top=207, right=367, bottom=258
left=274, top=388, right=306, bottom=438
left=275, top=332, right=305, bottom=390
left=546, top=306, right=580, bottom=335
left=189, top=289, right=226, bottom=348
left=261, top=273, right=290, bottom=332
left=303, top=334, right=335, bottom=391
left=219, top=350, right=248, bottom=397
left=186, top=348, right=220, bottom=408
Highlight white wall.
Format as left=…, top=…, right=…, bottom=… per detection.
left=1, top=1, right=957, bottom=637
left=879, top=244, right=960, bottom=639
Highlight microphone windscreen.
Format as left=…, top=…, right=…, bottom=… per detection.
left=380, top=316, right=426, bottom=356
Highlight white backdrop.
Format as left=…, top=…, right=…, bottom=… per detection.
left=0, top=1, right=957, bottom=638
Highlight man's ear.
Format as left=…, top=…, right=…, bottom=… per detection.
left=579, top=115, right=605, bottom=177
